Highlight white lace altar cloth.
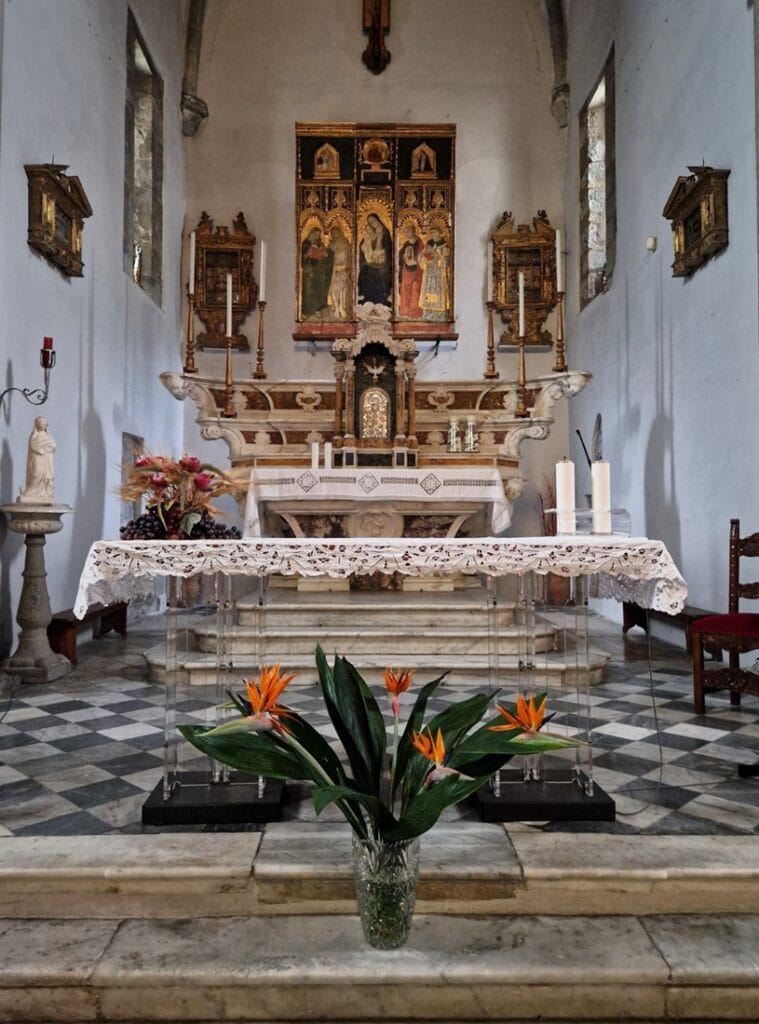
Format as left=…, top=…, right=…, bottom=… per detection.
left=243, top=466, right=511, bottom=536
left=74, top=535, right=687, bottom=619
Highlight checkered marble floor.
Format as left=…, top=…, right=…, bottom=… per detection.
left=0, top=614, right=757, bottom=836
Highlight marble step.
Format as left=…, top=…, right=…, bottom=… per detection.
left=189, top=622, right=560, bottom=656
left=2, top=911, right=759, bottom=1021
left=143, top=644, right=609, bottom=686
left=235, top=595, right=518, bottom=629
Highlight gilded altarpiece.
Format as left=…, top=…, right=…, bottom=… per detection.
left=295, top=123, right=456, bottom=342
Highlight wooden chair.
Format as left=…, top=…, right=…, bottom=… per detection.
left=692, top=519, right=759, bottom=714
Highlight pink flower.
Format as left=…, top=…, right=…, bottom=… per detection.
left=135, top=455, right=151, bottom=467
left=193, top=472, right=214, bottom=491
left=180, top=456, right=202, bottom=472
left=150, top=473, right=168, bottom=488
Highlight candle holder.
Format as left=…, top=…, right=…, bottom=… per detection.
left=183, top=290, right=198, bottom=374
left=552, top=291, right=567, bottom=373
left=515, top=334, right=529, bottom=418
left=253, top=300, right=267, bottom=380
left=1, top=349, right=56, bottom=408
left=484, top=300, right=499, bottom=380
left=220, top=335, right=236, bottom=418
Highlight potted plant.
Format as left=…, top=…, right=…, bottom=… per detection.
left=180, top=648, right=574, bottom=948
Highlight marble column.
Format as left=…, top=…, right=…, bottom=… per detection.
left=0, top=503, right=73, bottom=682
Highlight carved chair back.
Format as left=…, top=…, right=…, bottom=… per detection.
left=728, top=518, right=759, bottom=614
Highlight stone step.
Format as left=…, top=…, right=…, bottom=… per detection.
left=236, top=596, right=518, bottom=629
left=2, top=910, right=759, bottom=1021
left=189, top=622, right=560, bottom=656
left=143, top=645, right=609, bottom=686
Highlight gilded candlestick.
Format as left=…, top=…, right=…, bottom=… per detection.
left=183, top=290, right=198, bottom=374
left=515, top=334, right=529, bottom=418
left=484, top=300, right=499, bottom=379
left=552, top=291, right=567, bottom=373
left=253, top=300, right=267, bottom=379
left=221, top=335, right=236, bottom=418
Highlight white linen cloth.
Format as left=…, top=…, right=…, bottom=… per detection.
left=243, top=466, right=512, bottom=537
left=74, top=535, right=687, bottom=619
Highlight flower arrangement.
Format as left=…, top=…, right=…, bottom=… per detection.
left=119, top=453, right=243, bottom=540
left=179, top=648, right=574, bottom=843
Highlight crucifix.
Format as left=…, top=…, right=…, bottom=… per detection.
left=362, top=0, right=391, bottom=75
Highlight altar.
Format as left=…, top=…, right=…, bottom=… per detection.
left=243, top=465, right=512, bottom=539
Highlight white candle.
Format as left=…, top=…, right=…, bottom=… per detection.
left=486, top=241, right=493, bottom=302
left=555, top=458, right=576, bottom=535
left=311, top=442, right=319, bottom=469
left=518, top=271, right=525, bottom=337
left=226, top=273, right=233, bottom=337
left=592, top=460, right=612, bottom=534
left=259, top=240, right=267, bottom=302
left=555, top=228, right=564, bottom=293
left=188, top=231, right=196, bottom=295
left=323, top=441, right=332, bottom=469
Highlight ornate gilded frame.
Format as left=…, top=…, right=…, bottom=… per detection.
left=662, top=166, right=729, bottom=278
left=25, top=164, right=92, bottom=277
left=492, top=210, right=557, bottom=346
left=193, top=211, right=258, bottom=350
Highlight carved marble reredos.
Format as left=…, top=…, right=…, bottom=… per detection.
left=332, top=321, right=418, bottom=361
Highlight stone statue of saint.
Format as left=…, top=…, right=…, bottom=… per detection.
left=18, top=416, right=57, bottom=505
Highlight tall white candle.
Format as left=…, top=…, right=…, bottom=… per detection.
left=486, top=241, right=493, bottom=302
left=555, top=458, right=576, bottom=535
left=188, top=231, right=196, bottom=295
left=518, top=271, right=525, bottom=337
left=323, top=441, right=332, bottom=469
left=592, top=460, right=612, bottom=534
left=226, top=273, right=233, bottom=337
left=311, top=442, right=319, bottom=469
left=259, top=240, right=267, bottom=302
left=555, top=228, right=564, bottom=293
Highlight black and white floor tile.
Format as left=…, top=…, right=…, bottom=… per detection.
left=0, top=617, right=757, bottom=836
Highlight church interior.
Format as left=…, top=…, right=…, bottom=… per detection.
left=1, top=0, right=759, bottom=1020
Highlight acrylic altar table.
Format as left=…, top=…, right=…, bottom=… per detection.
left=74, top=536, right=687, bottom=825
left=243, top=465, right=513, bottom=539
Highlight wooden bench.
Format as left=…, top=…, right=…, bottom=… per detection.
left=622, top=601, right=723, bottom=659
left=47, top=602, right=128, bottom=665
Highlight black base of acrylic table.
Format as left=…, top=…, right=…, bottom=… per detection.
left=474, top=769, right=616, bottom=822
left=142, top=771, right=286, bottom=826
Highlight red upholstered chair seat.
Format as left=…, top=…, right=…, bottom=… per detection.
left=691, top=613, right=759, bottom=638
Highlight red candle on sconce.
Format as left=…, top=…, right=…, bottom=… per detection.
left=41, top=336, right=56, bottom=369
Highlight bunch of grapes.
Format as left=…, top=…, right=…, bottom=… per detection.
left=120, top=507, right=241, bottom=540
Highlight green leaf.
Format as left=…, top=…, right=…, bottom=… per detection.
left=284, top=710, right=349, bottom=786
left=312, top=784, right=395, bottom=833
left=386, top=772, right=489, bottom=842
left=180, top=511, right=201, bottom=536
left=179, top=723, right=308, bottom=780
left=393, top=673, right=447, bottom=798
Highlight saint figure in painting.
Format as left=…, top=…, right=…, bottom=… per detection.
left=301, top=227, right=334, bottom=319
left=327, top=225, right=351, bottom=321
left=420, top=226, right=450, bottom=320
left=397, top=223, right=423, bottom=319
left=358, top=213, right=392, bottom=307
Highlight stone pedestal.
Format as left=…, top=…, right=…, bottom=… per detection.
left=0, top=503, right=73, bottom=682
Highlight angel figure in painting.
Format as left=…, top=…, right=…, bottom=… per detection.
left=420, top=225, right=450, bottom=320
left=18, top=416, right=57, bottom=505
left=327, top=225, right=351, bottom=321
left=358, top=213, right=392, bottom=307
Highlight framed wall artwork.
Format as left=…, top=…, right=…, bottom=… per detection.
left=295, top=122, right=457, bottom=342
left=491, top=210, right=558, bottom=346
left=25, top=163, right=92, bottom=277
left=192, top=211, right=258, bottom=350
left=662, top=165, right=729, bottom=278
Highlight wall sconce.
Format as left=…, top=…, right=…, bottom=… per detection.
left=1, top=337, right=57, bottom=408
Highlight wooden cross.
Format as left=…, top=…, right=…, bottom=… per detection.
left=362, top=0, right=391, bottom=75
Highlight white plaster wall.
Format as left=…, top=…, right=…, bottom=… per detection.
left=184, top=0, right=572, bottom=535
left=563, top=0, right=759, bottom=615
left=0, top=0, right=186, bottom=655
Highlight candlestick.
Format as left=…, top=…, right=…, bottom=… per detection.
left=259, top=240, right=267, bottom=302
left=486, top=240, right=493, bottom=303
left=188, top=231, right=196, bottom=295
left=555, top=228, right=564, bottom=293
left=556, top=458, right=576, bottom=535
left=311, top=442, right=319, bottom=469
left=220, top=334, right=236, bottom=418
left=592, top=460, right=612, bottom=534
left=41, top=336, right=55, bottom=370
left=253, top=300, right=267, bottom=379
left=484, top=300, right=499, bottom=379
left=183, top=290, right=198, bottom=374
left=515, top=333, right=529, bottom=418
left=1, top=339, right=55, bottom=407
left=226, top=273, right=233, bottom=338
left=518, top=271, right=525, bottom=338
left=324, top=441, right=333, bottom=469
left=552, top=291, right=567, bottom=373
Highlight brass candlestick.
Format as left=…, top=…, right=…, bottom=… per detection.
left=552, top=291, right=567, bottom=373
left=253, top=300, right=267, bottom=379
left=183, top=291, right=198, bottom=374
left=221, top=335, right=236, bottom=418
left=484, top=300, right=499, bottom=379
left=515, top=334, right=529, bottom=418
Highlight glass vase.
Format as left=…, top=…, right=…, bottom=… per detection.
left=351, top=834, right=420, bottom=949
